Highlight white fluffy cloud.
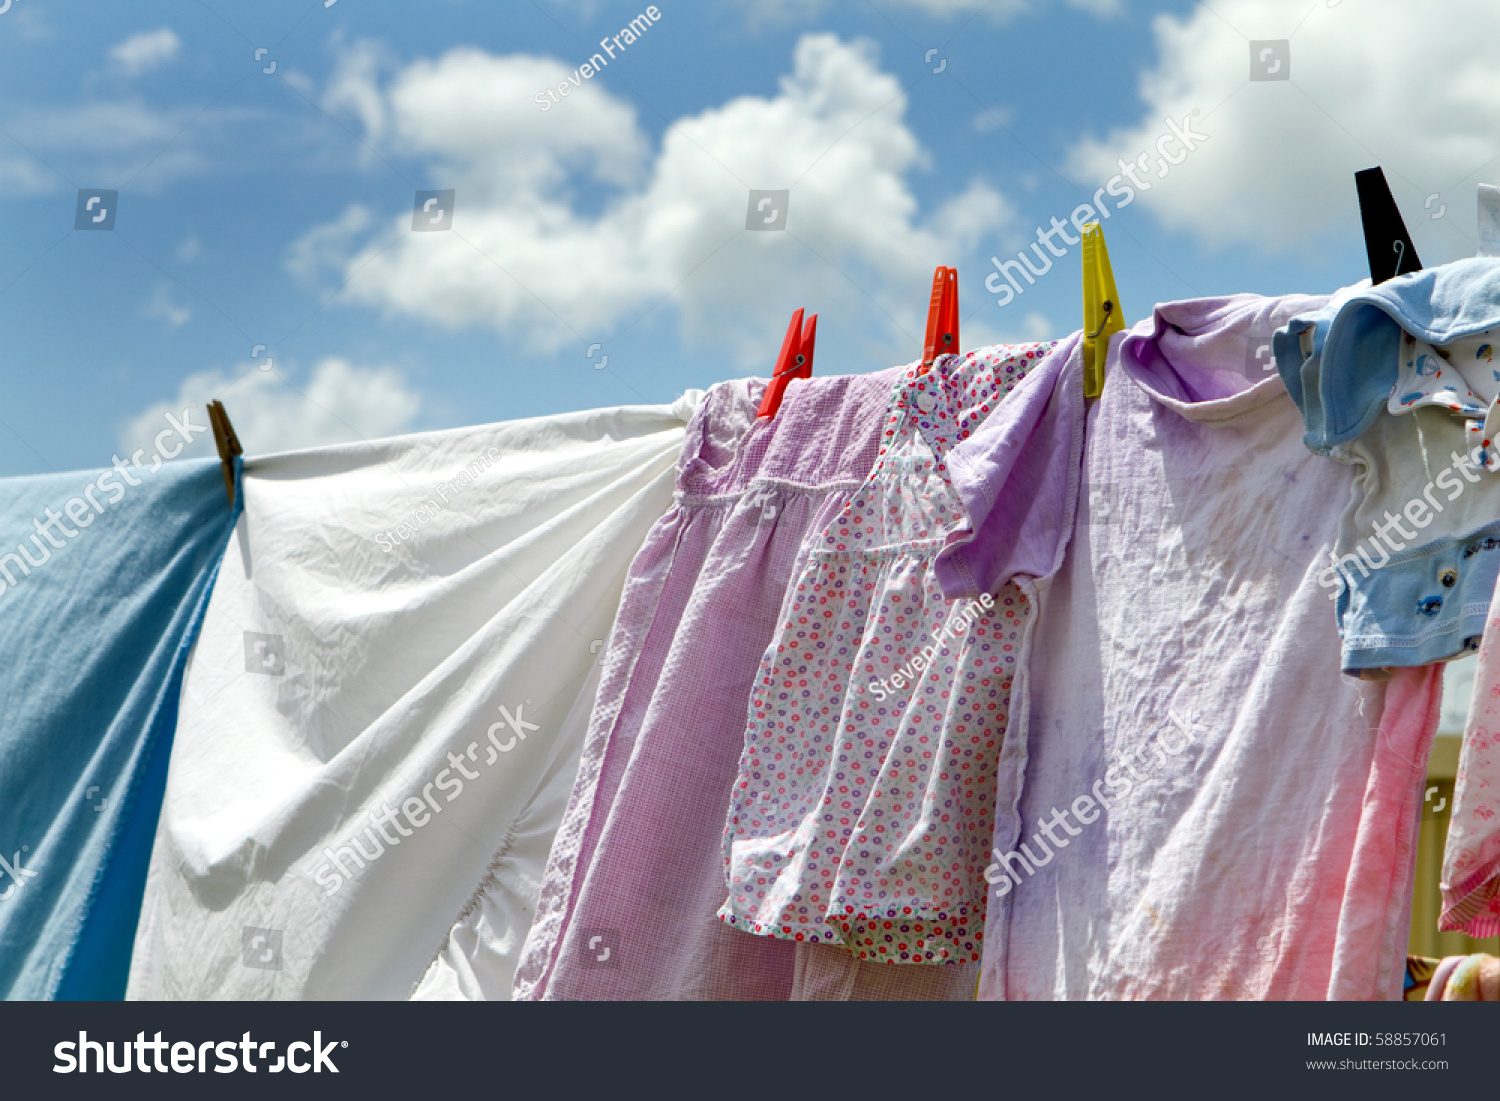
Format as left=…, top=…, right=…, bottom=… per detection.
left=320, top=38, right=396, bottom=157
left=286, top=203, right=373, bottom=284
left=1064, top=0, right=1500, bottom=257
left=296, top=34, right=1015, bottom=367
left=108, top=29, right=181, bottom=77
left=14, top=99, right=181, bottom=152
left=142, top=283, right=191, bottom=329
left=122, top=358, right=422, bottom=459
left=0, top=99, right=206, bottom=194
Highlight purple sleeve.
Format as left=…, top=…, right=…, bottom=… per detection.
left=935, top=333, right=1084, bottom=600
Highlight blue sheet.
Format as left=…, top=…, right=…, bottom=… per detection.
left=0, top=454, right=238, bottom=999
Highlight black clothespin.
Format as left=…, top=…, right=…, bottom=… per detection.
left=1355, top=167, right=1422, bottom=284
left=206, top=400, right=242, bottom=506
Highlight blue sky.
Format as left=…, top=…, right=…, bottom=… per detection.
left=3, top=0, right=1498, bottom=476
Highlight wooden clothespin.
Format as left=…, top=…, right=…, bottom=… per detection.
left=1355, top=167, right=1422, bottom=284
left=206, top=399, right=242, bottom=506
left=1081, top=223, right=1124, bottom=400
left=920, top=266, right=959, bottom=375
left=757, top=308, right=817, bottom=418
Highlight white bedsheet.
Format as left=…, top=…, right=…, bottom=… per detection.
left=127, top=395, right=699, bottom=999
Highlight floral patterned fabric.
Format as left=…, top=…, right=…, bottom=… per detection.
left=718, top=342, right=1054, bottom=963
left=1386, top=330, right=1494, bottom=417
left=1388, top=329, right=1500, bottom=416
left=1389, top=329, right=1500, bottom=471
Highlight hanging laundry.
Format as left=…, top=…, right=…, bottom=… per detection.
left=516, top=370, right=936, bottom=1000
left=0, top=456, right=238, bottom=999
left=1440, top=575, right=1500, bottom=938
left=126, top=396, right=700, bottom=1000
left=938, top=295, right=1443, bottom=1000
left=717, top=343, right=1052, bottom=963
left=1273, top=258, right=1500, bottom=674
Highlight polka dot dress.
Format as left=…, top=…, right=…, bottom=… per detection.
left=718, top=342, right=1055, bottom=963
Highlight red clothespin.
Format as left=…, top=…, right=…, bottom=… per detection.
left=757, top=308, right=817, bottom=419
left=920, top=266, right=959, bottom=374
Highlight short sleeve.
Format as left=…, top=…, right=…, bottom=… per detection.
left=935, top=332, right=1085, bottom=600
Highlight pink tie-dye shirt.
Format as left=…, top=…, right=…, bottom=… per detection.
left=1442, top=597, right=1500, bottom=937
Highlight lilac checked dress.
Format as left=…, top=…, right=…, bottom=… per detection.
left=515, top=368, right=967, bottom=999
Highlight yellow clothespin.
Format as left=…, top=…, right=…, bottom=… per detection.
left=1081, top=223, right=1124, bottom=400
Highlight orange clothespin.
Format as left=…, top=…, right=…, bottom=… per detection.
left=920, top=266, right=958, bottom=374
left=757, top=308, right=817, bottom=418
